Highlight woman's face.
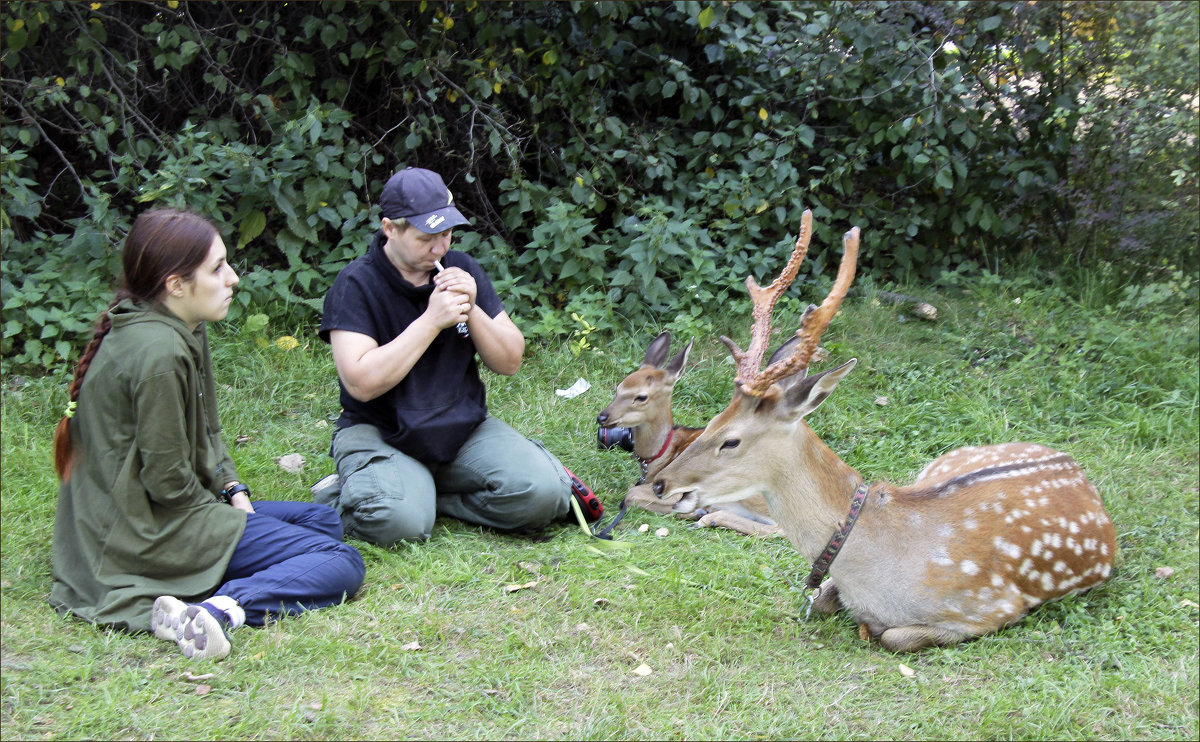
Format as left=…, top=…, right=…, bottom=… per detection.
left=167, top=236, right=239, bottom=329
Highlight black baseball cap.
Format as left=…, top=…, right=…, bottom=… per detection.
left=379, top=167, right=470, bottom=234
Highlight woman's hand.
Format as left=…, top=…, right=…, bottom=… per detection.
left=230, top=492, right=255, bottom=514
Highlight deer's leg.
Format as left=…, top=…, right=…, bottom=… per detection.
left=696, top=510, right=782, bottom=537
left=878, top=624, right=973, bottom=653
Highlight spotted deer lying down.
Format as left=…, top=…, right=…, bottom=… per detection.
left=652, top=211, right=1118, bottom=652
left=597, top=332, right=779, bottom=536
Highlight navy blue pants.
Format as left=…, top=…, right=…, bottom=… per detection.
left=215, top=500, right=365, bottom=626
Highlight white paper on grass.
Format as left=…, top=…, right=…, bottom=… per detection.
left=554, top=378, right=591, bottom=398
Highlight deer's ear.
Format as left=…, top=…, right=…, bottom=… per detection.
left=665, top=339, right=693, bottom=382
left=768, top=333, right=807, bottom=392
left=642, top=331, right=672, bottom=368
left=767, top=333, right=804, bottom=368
left=783, top=358, right=857, bottom=419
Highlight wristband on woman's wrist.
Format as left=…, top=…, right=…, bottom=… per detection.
left=219, top=482, right=250, bottom=504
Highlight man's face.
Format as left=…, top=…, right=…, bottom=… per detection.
left=382, top=218, right=452, bottom=276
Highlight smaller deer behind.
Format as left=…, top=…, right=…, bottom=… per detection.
left=653, top=211, right=1118, bottom=652
left=598, top=332, right=778, bottom=536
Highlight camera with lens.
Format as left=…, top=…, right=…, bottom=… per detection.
left=597, top=425, right=635, bottom=452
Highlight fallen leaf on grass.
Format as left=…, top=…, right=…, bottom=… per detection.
left=401, top=640, right=421, bottom=651
left=1181, top=599, right=1199, bottom=610
left=1155, top=566, right=1174, bottom=579
left=275, top=453, right=306, bottom=473
left=858, top=623, right=871, bottom=641
left=632, top=663, right=653, bottom=676
left=234, top=434, right=251, bottom=446
left=898, top=663, right=916, bottom=678
left=504, top=580, right=539, bottom=593
left=181, top=671, right=214, bottom=682
left=195, top=684, right=212, bottom=696
left=875, top=396, right=889, bottom=406
left=655, top=527, right=669, bottom=537
left=638, top=524, right=650, bottom=532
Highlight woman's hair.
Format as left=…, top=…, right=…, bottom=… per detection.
left=53, top=209, right=219, bottom=481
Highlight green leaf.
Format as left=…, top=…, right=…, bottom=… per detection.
left=238, top=210, right=267, bottom=250
left=698, top=6, right=716, bottom=29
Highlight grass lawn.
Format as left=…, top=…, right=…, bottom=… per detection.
left=2, top=270, right=1197, bottom=740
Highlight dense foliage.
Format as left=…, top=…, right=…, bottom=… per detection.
left=2, top=0, right=1197, bottom=371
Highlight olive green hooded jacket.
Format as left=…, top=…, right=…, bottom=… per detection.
left=49, top=300, right=246, bottom=632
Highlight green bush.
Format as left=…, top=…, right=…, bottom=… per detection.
left=2, top=1, right=1196, bottom=373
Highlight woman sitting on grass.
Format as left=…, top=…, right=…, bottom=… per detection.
left=49, top=208, right=366, bottom=662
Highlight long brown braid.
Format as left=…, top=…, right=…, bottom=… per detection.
left=52, top=209, right=219, bottom=481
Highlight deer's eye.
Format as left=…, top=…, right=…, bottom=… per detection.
left=635, top=395, right=648, bottom=403
left=719, top=439, right=740, bottom=451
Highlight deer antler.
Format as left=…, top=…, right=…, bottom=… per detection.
left=720, top=210, right=813, bottom=391
left=726, top=216, right=860, bottom=398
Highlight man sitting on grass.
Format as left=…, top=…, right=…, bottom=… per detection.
left=313, top=167, right=601, bottom=546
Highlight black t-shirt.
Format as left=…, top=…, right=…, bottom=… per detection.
left=319, top=232, right=505, bottom=463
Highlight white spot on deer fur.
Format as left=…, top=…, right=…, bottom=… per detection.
left=1039, top=496, right=1049, bottom=507
left=997, top=599, right=1016, bottom=616
left=1040, top=572, right=1055, bottom=592
left=964, top=519, right=978, bottom=530
left=1018, top=558, right=1033, bottom=576
left=995, top=537, right=1022, bottom=560
left=1101, top=563, right=1112, bottom=577
left=1031, top=539, right=1044, bottom=557
left=992, top=574, right=1005, bottom=587
left=931, top=546, right=954, bottom=567
left=1021, top=525, right=1032, bottom=533
left=1052, top=560, right=1068, bottom=574
left=1084, top=538, right=1097, bottom=551
left=961, top=560, right=980, bottom=575
left=1051, top=533, right=1062, bottom=548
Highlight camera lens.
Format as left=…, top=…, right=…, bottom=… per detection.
left=597, top=425, right=635, bottom=452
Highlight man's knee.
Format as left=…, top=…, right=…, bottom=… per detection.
left=500, top=468, right=570, bottom=529
left=343, top=492, right=435, bottom=547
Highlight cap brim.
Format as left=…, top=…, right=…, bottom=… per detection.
left=409, top=206, right=470, bottom=234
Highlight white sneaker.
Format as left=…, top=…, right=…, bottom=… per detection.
left=310, top=473, right=340, bottom=502
left=177, top=604, right=232, bottom=661
left=151, top=595, right=189, bottom=642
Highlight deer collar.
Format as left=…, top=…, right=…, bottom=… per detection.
left=636, top=429, right=675, bottom=485
left=805, top=482, right=870, bottom=590
left=641, top=428, right=675, bottom=466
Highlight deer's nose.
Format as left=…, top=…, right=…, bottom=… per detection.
left=597, top=412, right=609, bottom=425
left=652, top=480, right=664, bottom=497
